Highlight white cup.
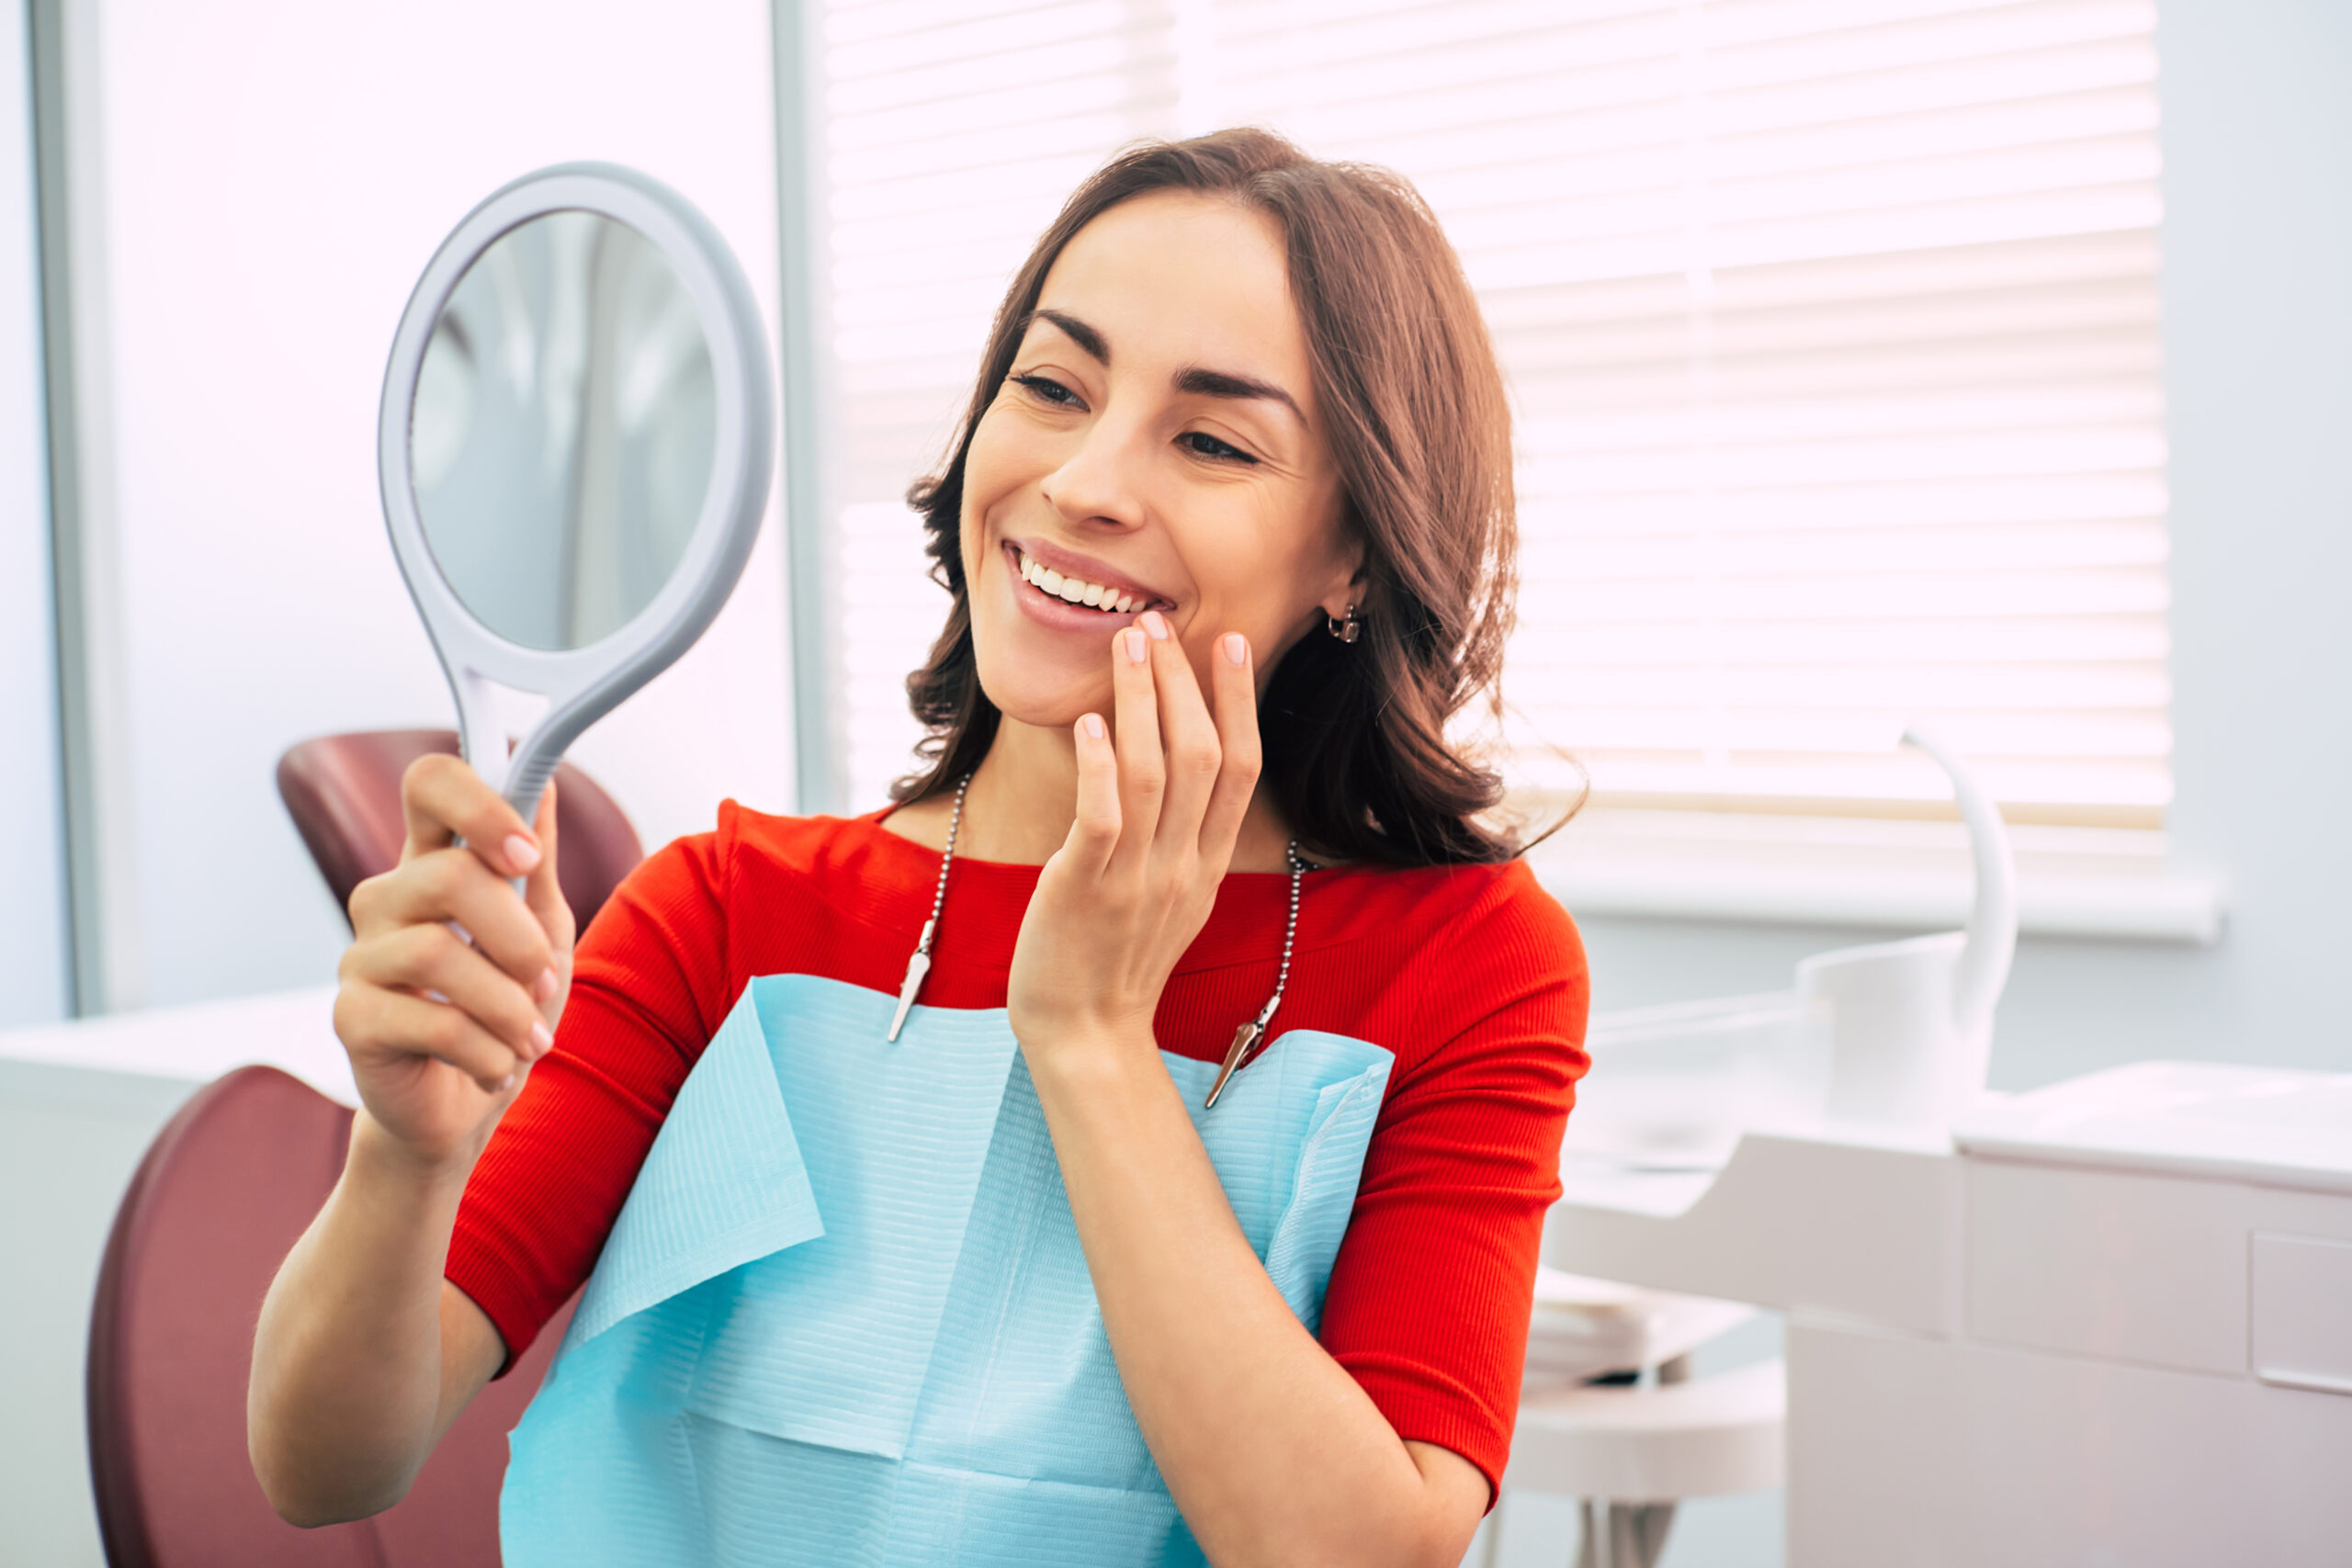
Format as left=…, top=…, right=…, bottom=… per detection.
left=1788, top=728, right=2019, bottom=1134
left=1798, top=931, right=1986, bottom=1130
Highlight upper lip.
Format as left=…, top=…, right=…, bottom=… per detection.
left=1007, top=537, right=1174, bottom=610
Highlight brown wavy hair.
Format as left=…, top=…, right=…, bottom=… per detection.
left=894, top=128, right=1523, bottom=865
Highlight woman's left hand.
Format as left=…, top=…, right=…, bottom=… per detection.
left=1006, top=613, right=1486, bottom=1568
left=1007, top=611, right=1260, bottom=1065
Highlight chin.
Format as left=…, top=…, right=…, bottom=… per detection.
left=972, top=644, right=1114, bottom=732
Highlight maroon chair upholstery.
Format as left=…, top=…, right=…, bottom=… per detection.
left=277, top=729, right=643, bottom=934
left=86, top=1065, right=575, bottom=1568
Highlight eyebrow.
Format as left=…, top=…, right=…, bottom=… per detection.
left=1174, top=365, right=1307, bottom=429
left=1023, top=308, right=1308, bottom=430
left=1027, top=309, right=1108, bottom=364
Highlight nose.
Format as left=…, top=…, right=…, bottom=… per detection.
left=1039, top=410, right=1152, bottom=534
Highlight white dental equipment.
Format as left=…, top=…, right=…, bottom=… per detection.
left=1534, top=734, right=2351, bottom=1565
left=1560, top=726, right=2018, bottom=1175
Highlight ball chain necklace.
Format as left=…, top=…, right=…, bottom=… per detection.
left=886, top=771, right=1310, bottom=1109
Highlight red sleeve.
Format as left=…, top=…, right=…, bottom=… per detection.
left=1316, top=867, right=1589, bottom=1501
left=444, top=807, right=741, bottom=1370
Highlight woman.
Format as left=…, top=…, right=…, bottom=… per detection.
left=252, top=129, right=1588, bottom=1568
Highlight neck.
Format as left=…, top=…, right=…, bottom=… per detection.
left=893, top=714, right=1297, bottom=873
left=959, top=716, right=1083, bottom=864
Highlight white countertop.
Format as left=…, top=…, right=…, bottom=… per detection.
left=1953, top=1060, right=2352, bottom=1193
left=0, top=985, right=356, bottom=1105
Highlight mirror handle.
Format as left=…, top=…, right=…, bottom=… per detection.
left=455, top=669, right=509, bottom=797
left=505, top=747, right=560, bottom=840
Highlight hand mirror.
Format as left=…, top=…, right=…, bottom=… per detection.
left=380, top=163, right=775, bottom=824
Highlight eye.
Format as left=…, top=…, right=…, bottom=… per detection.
left=1178, top=430, right=1258, bottom=465
left=1012, top=372, right=1083, bottom=409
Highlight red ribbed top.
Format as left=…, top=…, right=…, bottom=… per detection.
left=447, top=803, right=1588, bottom=1495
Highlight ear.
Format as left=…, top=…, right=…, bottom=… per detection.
left=1315, top=533, right=1370, bottom=624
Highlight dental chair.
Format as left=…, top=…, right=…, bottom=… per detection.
left=276, top=728, right=643, bottom=934
left=85, top=1063, right=576, bottom=1567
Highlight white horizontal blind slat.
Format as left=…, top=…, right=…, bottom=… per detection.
left=817, top=0, right=2167, bottom=821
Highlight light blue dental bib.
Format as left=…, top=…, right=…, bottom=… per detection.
left=501, top=974, right=1393, bottom=1567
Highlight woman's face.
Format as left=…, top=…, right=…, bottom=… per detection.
left=958, top=190, right=1357, bottom=730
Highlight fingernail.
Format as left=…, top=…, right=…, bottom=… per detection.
left=1140, top=609, right=1170, bottom=641
left=1222, top=633, right=1248, bottom=666
left=529, top=1021, right=554, bottom=1054
left=499, top=1072, right=516, bottom=1092
left=1080, top=713, right=1105, bottom=740
left=1122, top=626, right=1149, bottom=663
left=503, top=834, right=541, bottom=874
left=534, top=966, right=560, bottom=1003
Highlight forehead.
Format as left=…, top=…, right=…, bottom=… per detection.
left=1035, top=191, right=1313, bottom=402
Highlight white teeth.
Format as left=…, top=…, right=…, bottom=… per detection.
left=1013, top=550, right=1144, bottom=615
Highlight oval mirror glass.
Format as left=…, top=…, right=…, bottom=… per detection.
left=381, top=163, right=774, bottom=820
left=411, top=210, right=718, bottom=652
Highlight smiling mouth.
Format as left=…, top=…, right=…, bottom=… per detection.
left=1009, top=546, right=1164, bottom=615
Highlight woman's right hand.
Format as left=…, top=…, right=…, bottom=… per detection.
left=332, top=753, right=576, bottom=1173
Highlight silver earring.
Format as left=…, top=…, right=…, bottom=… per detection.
left=1325, top=603, right=1360, bottom=643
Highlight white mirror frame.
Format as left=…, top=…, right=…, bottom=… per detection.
left=379, top=162, right=775, bottom=824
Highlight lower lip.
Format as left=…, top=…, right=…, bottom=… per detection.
left=1003, top=546, right=1145, bottom=636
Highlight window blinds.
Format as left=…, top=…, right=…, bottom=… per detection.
left=810, top=0, right=2166, bottom=824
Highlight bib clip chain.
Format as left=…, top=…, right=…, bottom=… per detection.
left=887, top=772, right=1312, bottom=1111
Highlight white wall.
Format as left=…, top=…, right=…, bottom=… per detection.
left=1576, top=0, right=2352, bottom=1094
left=79, top=0, right=793, bottom=1010
left=0, top=0, right=69, bottom=1028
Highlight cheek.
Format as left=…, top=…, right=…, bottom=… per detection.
left=958, top=406, right=1046, bottom=616
left=955, top=411, right=1119, bottom=725
left=959, top=411, right=1019, bottom=556
left=1185, top=486, right=1347, bottom=644
left=956, top=407, right=1046, bottom=614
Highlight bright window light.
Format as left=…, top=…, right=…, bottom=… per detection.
left=812, top=0, right=2167, bottom=826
